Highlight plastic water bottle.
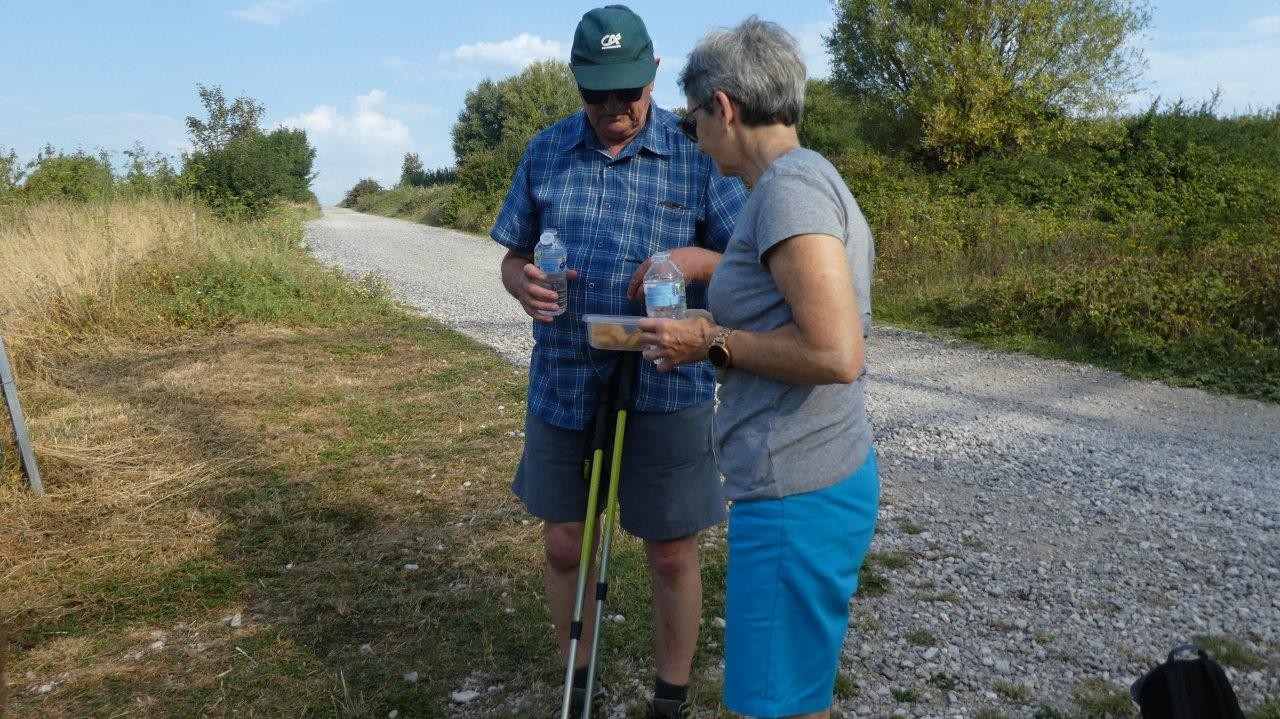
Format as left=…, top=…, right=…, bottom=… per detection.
left=534, top=228, right=567, bottom=317
left=643, top=251, right=686, bottom=319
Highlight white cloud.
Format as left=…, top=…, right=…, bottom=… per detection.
left=278, top=90, right=418, bottom=204
left=230, top=0, right=325, bottom=26
left=1249, top=14, right=1280, bottom=35
left=443, top=33, right=568, bottom=69
left=1130, top=10, right=1280, bottom=113
left=280, top=90, right=411, bottom=148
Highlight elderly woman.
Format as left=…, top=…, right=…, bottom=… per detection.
left=636, top=17, right=878, bottom=719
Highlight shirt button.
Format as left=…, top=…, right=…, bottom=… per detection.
left=588, top=282, right=596, bottom=289
left=597, top=242, right=603, bottom=247
left=604, top=202, right=612, bottom=209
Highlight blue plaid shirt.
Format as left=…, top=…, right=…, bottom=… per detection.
left=492, top=105, right=748, bottom=430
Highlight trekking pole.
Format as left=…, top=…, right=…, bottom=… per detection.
left=0, top=334, right=42, bottom=495
left=560, top=378, right=617, bottom=719
left=581, top=353, right=637, bottom=719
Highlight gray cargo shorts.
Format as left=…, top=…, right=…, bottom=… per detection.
left=512, top=400, right=726, bottom=541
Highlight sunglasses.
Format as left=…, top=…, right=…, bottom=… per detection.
left=678, top=99, right=710, bottom=143
left=578, top=86, right=645, bottom=105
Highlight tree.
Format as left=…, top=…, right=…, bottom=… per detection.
left=826, top=0, right=1150, bottom=167
left=181, top=85, right=317, bottom=216
left=799, top=79, right=865, bottom=157
left=183, top=128, right=316, bottom=216
left=451, top=61, right=580, bottom=167
left=451, top=79, right=504, bottom=165
left=0, top=145, right=22, bottom=202
left=447, top=60, right=580, bottom=230
left=185, top=84, right=266, bottom=153
left=400, top=152, right=426, bottom=187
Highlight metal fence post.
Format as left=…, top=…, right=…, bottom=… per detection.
left=0, top=334, right=42, bottom=495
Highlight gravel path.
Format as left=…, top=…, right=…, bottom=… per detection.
left=305, top=207, right=1279, bottom=718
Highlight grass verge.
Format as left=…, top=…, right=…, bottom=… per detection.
left=0, top=198, right=735, bottom=718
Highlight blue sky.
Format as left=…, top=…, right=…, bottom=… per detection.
left=3, top=1, right=1278, bottom=204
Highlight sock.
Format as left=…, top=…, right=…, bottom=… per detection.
left=654, top=677, right=689, bottom=703
left=573, top=666, right=589, bottom=690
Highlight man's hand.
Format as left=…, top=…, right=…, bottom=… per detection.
left=501, top=250, right=579, bottom=322
left=626, top=246, right=723, bottom=301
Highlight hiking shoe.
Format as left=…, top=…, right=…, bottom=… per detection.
left=645, top=697, right=694, bottom=719
left=569, top=679, right=606, bottom=718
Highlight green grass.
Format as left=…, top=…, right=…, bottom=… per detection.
left=928, top=673, right=957, bottom=691
left=834, top=671, right=857, bottom=699
left=1249, top=701, right=1280, bottom=719
left=892, top=687, right=919, bottom=703
left=1072, top=678, right=1136, bottom=718
left=897, top=518, right=926, bottom=534
left=857, top=566, right=891, bottom=597
left=905, top=628, right=936, bottom=646
left=865, top=550, right=915, bottom=570
left=995, top=680, right=1032, bottom=702
left=1194, top=634, right=1271, bottom=670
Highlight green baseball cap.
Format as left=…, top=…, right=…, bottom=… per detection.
left=570, top=5, right=657, bottom=91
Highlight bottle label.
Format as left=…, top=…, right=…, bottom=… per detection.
left=646, top=281, right=684, bottom=309
left=537, top=255, right=566, bottom=274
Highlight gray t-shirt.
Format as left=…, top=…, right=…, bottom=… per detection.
left=707, top=148, right=874, bottom=501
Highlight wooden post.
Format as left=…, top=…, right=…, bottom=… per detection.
left=0, top=335, right=42, bottom=495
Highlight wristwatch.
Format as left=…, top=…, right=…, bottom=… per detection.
left=707, top=327, right=735, bottom=368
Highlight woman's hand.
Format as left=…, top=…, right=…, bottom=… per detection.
left=637, top=315, right=716, bottom=372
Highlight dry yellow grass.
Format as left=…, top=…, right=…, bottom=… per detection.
left=0, top=198, right=199, bottom=338
left=0, top=198, right=557, bottom=716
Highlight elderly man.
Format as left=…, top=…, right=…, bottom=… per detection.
left=490, top=5, right=747, bottom=717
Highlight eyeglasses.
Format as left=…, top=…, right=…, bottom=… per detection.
left=578, top=86, right=645, bottom=105
left=678, top=100, right=710, bottom=143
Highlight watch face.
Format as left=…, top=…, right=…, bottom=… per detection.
left=708, top=344, right=729, bottom=368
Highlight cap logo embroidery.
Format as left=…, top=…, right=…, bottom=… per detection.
left=600, top=33, right=622, bottom=50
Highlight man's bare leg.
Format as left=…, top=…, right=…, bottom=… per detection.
left=545, top=521, right=598, bottom=668
left=643, top=533, right=702, bottom=685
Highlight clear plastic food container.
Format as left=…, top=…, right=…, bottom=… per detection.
left=584, top=314, right=645, bottom=350
left=583, top=310, right=712, bottom=351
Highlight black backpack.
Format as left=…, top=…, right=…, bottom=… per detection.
left=1130, top=644, right=1245, bottom=719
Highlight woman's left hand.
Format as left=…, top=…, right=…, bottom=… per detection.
left=637, top=315, right=716, bottom=373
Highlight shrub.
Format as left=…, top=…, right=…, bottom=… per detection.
left=799, top=79, right=866, bottom=157
left=924, top=242, right=1280, bottom=399
left=183, top=127, right=316, bottom=218
left=179, top=85, right=317, bottom=218
left=341, top=178, right=383, bottom=208
left=118, top=142, right=180, bottom=199
left=22, top=148, right=115, bottom=202
left=0, top=146, right=21, bottom=202
left=348, top=184, right=452, bottom=226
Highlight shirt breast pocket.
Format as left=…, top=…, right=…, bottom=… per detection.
left=648, top=200, right=699, bottom=255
